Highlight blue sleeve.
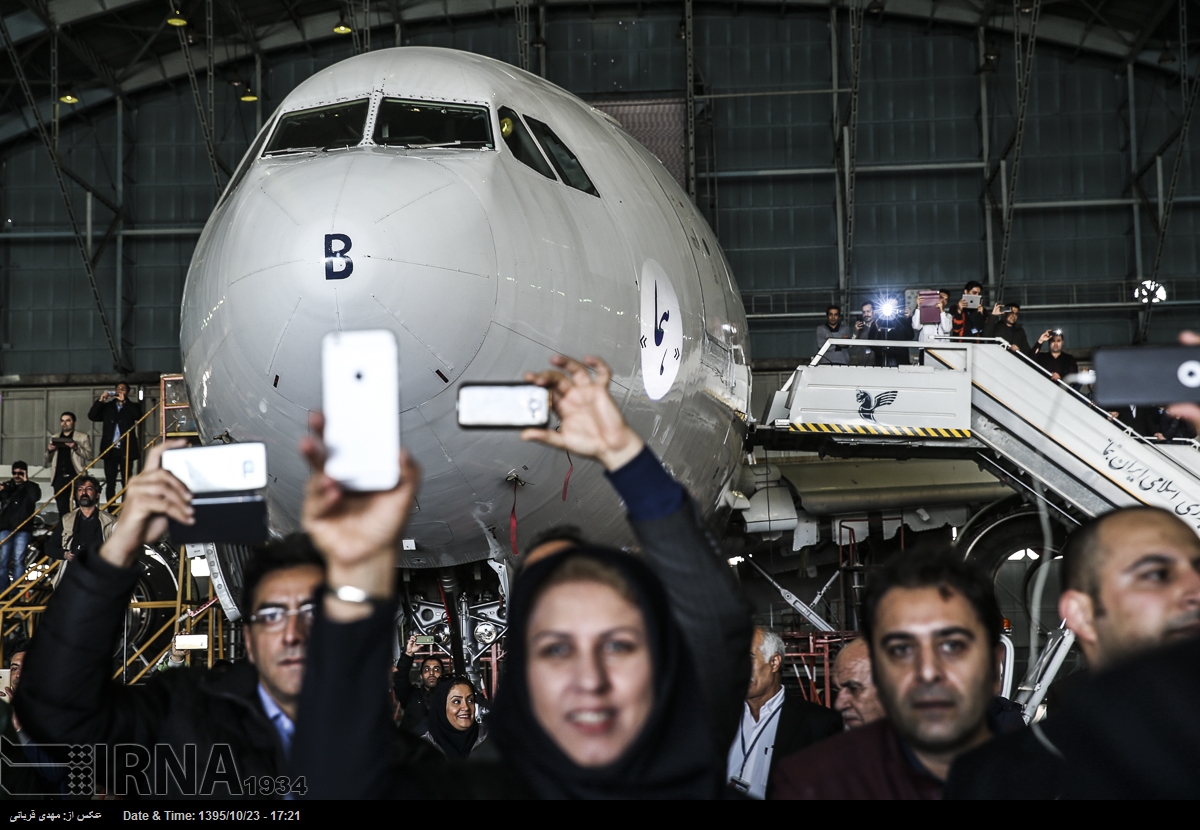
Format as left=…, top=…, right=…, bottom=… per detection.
left=604, top=445, right=687, bottom=523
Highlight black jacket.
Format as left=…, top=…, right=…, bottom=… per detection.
left=771, top=693, right=844, bottom=772
left=392, top=653, right=434, bottom=734
left=87, top=397, right=143, bottom=452
left=16, top=549, right=287, bottom=799
left=0, top=480, right=41, bottom=531
left=982, top=317, right=1035, bottom=355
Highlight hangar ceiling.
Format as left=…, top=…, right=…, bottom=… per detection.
left=0, top=0, right=1197, bottom=149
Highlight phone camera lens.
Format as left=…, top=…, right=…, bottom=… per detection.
left=355, top=371, right=363, bottom=380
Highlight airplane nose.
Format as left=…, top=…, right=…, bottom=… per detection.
left=217, top=151, right=497, bottom=411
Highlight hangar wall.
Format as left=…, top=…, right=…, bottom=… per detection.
left=1, top=7, right=1197, bottom=378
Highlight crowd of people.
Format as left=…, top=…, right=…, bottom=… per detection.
left=1, top=343, right=1199, bottom=800
left=0, top=386, right=143, bottom=593
left=815, top=282, right=1198, bottom=440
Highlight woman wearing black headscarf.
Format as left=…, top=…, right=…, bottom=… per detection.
left=419, top=676, right=487, bottom=760
left=489, top=546, right=728, bottom=799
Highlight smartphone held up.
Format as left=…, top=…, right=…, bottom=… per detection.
left=456, top=383, right=551, bottom=429
left=1093, top=345, right=1200, bottom=407
left=161, top=442, right=269, bottom=545
left=321, top=329, right=401, bottom=492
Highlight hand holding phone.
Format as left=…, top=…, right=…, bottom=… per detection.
left=519, top=355, right=645, bottom=472
left=299, top=411, right=421, bottom=619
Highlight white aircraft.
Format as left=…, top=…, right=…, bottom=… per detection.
left=180, top=47, right=750, bottom=656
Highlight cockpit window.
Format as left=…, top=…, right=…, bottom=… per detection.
left=497, top=107, right=555, bottom=180
left=264, top=99, right=370, bottom=155
left=373, top=99, right=493, bottom=149
left=525, top=117, right=600, bottom=197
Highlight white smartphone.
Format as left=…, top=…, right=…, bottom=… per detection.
left=0, top=669, right=10, bottom=689
left=322, top=330, right=400, bottom=491
left=457, top=383, right=551, bottom=428
left=161, top=443, right=268, bottom=494
left=174, top=634, right=209, bottom=650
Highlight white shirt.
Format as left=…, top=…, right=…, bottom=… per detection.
left=726, top=686, right=786, bottom=799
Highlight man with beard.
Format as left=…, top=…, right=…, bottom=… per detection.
left=771, top=553, right=1000, bottom=799
left=393, top=633, right=447, bottom=735
left=59, top=476, right=115, bottom=563
left=946, top=506, right=1200, bottom=798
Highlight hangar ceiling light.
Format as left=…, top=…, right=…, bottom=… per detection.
left=167, top=10, right=188, bottom=27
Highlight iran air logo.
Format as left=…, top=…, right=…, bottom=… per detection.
left=856, top=390, right=898, bottom=422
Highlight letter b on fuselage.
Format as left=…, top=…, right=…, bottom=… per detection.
left=324, top=233, right=353, bottom=280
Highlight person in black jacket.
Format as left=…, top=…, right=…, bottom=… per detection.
left=0, top=462, right=41, bottom=589
left=14, top=441, right=429, bottom=799
left=727, top=627, right=841, bottom=798
left=289, top=354, right=752, bottom=799
left=87, top=382, right=143, bottom=503
left=393, top=633, right=445, bottom=734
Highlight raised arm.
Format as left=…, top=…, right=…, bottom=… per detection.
left=522, top=355, right=752, bottom=750
left=289, top=413, right=421, bottom=799
left=16, top=441, right=194, bottom=747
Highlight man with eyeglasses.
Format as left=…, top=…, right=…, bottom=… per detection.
left=393, top=633, right=446, bottom=734
left=14, top=441, right=326, bottom=798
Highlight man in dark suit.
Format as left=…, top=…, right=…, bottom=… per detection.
left=87, top=381, right=143, bottom=504
left=726, top=626, right=842, bottom=798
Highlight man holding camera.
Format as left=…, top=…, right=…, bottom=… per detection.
left=44, top=411, right=93, bottom=519
left=984, top=303, right=1036, bottom=355
left=88, top=382, right=143, bottom=504
left=0, top=463, right=42, bottom=590
left=393, top=633, right=446, bottom=734
left=951, top=281, right=987, bottom=338
left=1032, top=330, right=1079, bottom=382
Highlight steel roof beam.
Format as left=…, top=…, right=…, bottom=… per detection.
left=1121, top=0, right=1178, bottom=67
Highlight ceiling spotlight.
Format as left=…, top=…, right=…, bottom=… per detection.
left=59, top=90, right=79, bottom=104
left=334, top=19, right=353, bottom=35
left=240, top=89, right=259, bottom=102
left=167, top=10, right=187, bottom=27
left=866, top=0, right=885, bottom=14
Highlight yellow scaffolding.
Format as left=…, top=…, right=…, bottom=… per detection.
left=0, top=375, right=226, bottom=681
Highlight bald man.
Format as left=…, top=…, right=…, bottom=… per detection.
left=946, top=506, right=1200, bottom=798
left=832, top=638, right=885, bottom=729
left=1058, top=507, right=1200, bottom=669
